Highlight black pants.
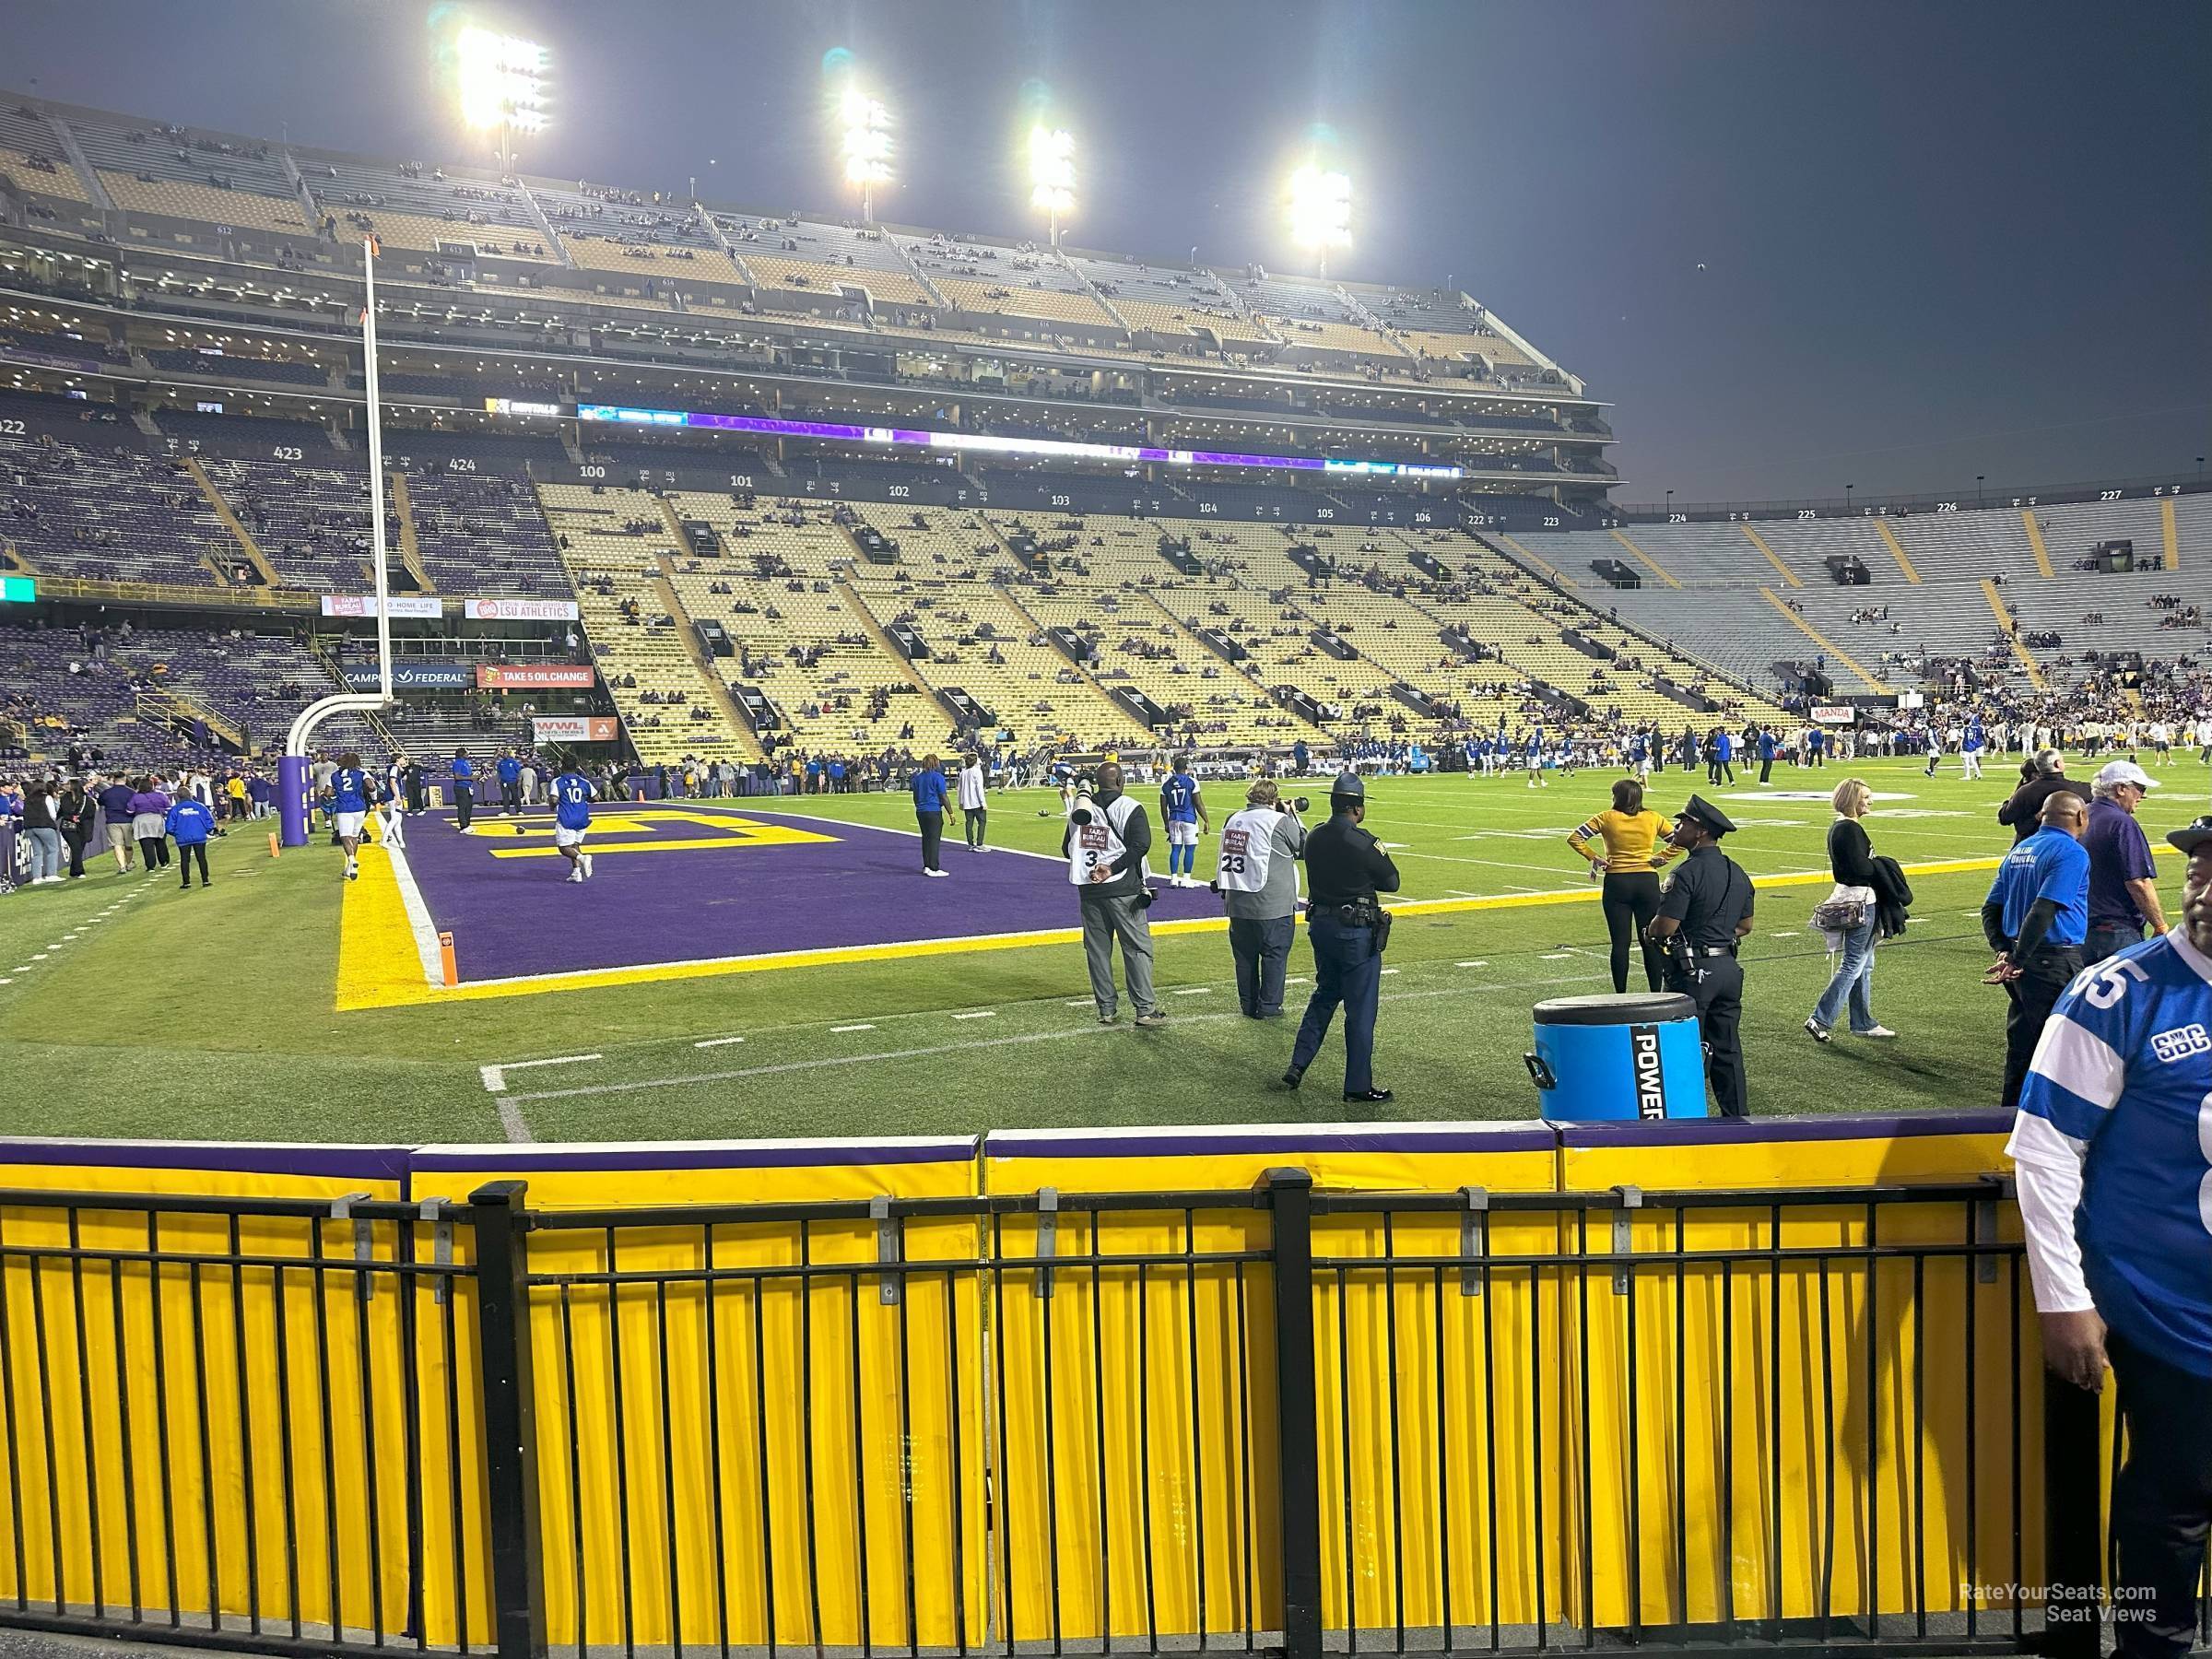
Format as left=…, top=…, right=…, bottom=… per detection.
left=1759, top=758, right=1773, bottom=782
left=918, top=810, right=943, bottom=871
left=1290, top=912, right=1383, bottom=1096
left=2086, top=920, right=2148, bottom=966
left=139, top=834, right=169, bottom=868
left=64, top=832, right=87, bottom=878
left=1666, top=953, right=1747, bottom=1116
left=177, top=842, right=209, bottom=886
left=963, top=806, right=987, bottom=850
left=1229, top=913, right=1295, bottom=1017
left=2000, top=943, right=2082, bottom=1109
left=2108, top=1332, right=2212, bottom=1658
left=1600, top=872, right=1665, bottom=994
left=453, top=786, right=473, bottom=830
left=501, top=779, right=522, bottom=813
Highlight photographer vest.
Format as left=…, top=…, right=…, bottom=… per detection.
left=1067, top=791, right=1142, bottom=886
left=1215, top=806, right=1282, bottom=893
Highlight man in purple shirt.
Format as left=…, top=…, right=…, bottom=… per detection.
left=2083, top=759, right=2168, bottom=964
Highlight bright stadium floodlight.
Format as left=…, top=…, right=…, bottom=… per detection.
left=839, top=86, right=893, bottom=221
left=457, top=26, right=547, bottom=178
left=1028, top=125, right=1076, bottom=247
left=1288, top=163, right=1352, bottom=279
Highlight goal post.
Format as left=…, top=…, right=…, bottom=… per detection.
left=279, top=233, right=396, bottom=846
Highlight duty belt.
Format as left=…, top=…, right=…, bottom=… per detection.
left=1695, top=945, right=1737, bottom=957
left=1334, top=901, right=1386, bottom=925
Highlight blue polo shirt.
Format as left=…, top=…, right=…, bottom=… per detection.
left=2083, top=797, right=2158, bottom=929
left=497, top=756, right=522, bottom=785
left=1759, top=732, right=1776, bottom=760
left=1986, top=826, right=2090, bottom=947
left=451, top=757, right=474, bottom=784
left=912, top=768, right=950, bottom=815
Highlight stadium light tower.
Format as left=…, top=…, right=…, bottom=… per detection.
left=1029, top=125, right=1076, bottom=248
left=1288, top=163, right=1352, bottom=280
left=839, top=86, right=894, bottom=222
left=457, top=26, right=547, bottom=180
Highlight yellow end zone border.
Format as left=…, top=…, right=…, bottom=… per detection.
left=334, top=843, right=2029, bottom=1013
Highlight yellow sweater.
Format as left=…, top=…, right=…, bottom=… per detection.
left=1566, top=809, right=1679, bottom=874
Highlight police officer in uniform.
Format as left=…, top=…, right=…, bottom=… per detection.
left=1647, top=794, right=1755, bottom=1116
left=1282, top=773, right=1399, bottom=1103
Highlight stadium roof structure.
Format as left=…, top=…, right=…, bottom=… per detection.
left=0, top=88, right=1582, bottom=395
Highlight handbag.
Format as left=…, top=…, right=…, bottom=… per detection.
left=1810, top=898, right=1867, bottom=932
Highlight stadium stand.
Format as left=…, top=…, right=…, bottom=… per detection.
left=2, top=418, right=235, bottom=585
left=400, top=469, right=567, bottom=595
left=538, top=484, right=758, bottom=765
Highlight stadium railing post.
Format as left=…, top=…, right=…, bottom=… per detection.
left=470, top=1181, right=549, bottom=1659
left=2040, top=1371, right=2104, bottom=1659
left=1262, top=1167, right=1323, bottom=1659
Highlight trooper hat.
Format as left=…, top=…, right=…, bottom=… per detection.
left=1330, top=771, right=1365, bottom=801
left=1678, top=794, right=1738, bottom=837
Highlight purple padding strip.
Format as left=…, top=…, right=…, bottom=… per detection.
left=1552, top=1112, right=2015, bottom=1149
left=413, top=1139, right=977, bottom=1174
left=0, top=1140, right=414, bottom=1181
left=985, top=1124, right=1558, bottom=1160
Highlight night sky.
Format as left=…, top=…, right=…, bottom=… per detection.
left=6, top=0, right=2207, bottom=504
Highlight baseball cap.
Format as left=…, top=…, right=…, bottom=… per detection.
left=2093, top=759, right=2159, bottom=793
left=2169, top=816, right=2212, bottom=855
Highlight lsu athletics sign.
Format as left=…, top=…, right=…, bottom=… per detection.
left=465, top=597, right=581, bottom=622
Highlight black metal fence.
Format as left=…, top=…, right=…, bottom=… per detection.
left=0, top=1175, right=2194, bottom=1659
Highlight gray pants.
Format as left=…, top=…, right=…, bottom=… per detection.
left=1229, top=913, right=1295, bottom=1016
left=1081, top=893, right=1156, bottom=1018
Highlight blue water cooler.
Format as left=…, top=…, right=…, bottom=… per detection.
left=1524, top=993, right=1709, bottom=1120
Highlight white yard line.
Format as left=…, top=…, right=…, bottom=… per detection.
left=950, top=1010, right=998, bottom=1020
left=497, top=971, right=1614, bottom=1107
left=496, top=1098, right=535, bottom=1143
left=693, top=1035, right=747, bottom=1048
left=830, top=1023, right=877, bottom=1033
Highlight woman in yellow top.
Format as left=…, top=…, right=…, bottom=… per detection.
left=1566, top=776, right=1680, bottom=993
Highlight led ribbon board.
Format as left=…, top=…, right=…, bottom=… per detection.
left=573, top=404, right=1462, bottom=480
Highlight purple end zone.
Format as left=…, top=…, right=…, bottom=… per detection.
left=397, top=805, right=1228, bottom=983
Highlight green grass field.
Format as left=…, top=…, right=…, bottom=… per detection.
left=2, top=756, right=2198, bottom=1145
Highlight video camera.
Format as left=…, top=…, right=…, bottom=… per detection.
left=1282, top=794, right=1310, bottom=814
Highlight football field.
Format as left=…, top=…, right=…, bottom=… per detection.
left=3, top=755, right=2201, bottom=1146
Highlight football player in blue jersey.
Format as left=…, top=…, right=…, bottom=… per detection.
left=550, top=760, right=595, bottom=883
left=329, top=751, right=371, bottom=882
left=2007, top=813, right=2212, bottom=1658
left=1159, top=755, right=1208, bottom=888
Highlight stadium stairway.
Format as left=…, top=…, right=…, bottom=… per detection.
left=648, top=557, right=767, bottom=759
left=831, top=573, right=955, bottom=707
left=179, top=457, right=280, bottom=588
left=1758, top=589, right=1887, bottom=691
left=385, top=471, right=437, bottom=594
left=990, top=582, right=1161, bottom=735
left=1606, top=527, right=1681, bottom=589
left=1982, top=580, right=2049, bottom=689
left=1738, top=524, right=1802, bottom=587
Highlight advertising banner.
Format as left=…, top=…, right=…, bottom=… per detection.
left=532, top=716, right=619, bottom=744
left=346, top=660, right=476, bottom=692
left=465, top=597, right=580, bottom=622
left=477, top=663, right=596, bottom=690
left=1810, top=704, right=1859, bottom=725
left=321, top=594, right=442, bottom=619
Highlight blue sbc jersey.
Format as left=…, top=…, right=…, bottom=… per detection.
left=2017, top=932, right=2212, bottom=1376
left=552, top=772, right=594, bottom=831
left=1965, top=721, right=1986, bottom=753
left=1160, top=773, right=1200, bottom=821
left=330, top=768, right=370, bottom=813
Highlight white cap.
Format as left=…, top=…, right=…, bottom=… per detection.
left=2094, top=759, right=2159, bottom=792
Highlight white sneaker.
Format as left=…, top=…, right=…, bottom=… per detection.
left=924, top=866, right=948, bottom=877
left=1857, top=1025, right=1899, bottom=1040
left=580, top=853, right=594, bottom=879
left=566, top=869, right=583, bottom=884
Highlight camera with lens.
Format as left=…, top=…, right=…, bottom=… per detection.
left=1280, top=795, right=1310, bottom=815
left=1069, top=805, right=1093, bottom=826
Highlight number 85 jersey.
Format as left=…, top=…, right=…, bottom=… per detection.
left=2011, top=930, right=2212, bottom=1378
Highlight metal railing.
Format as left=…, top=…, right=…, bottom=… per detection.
left=0, top=1175, right=2186, bottom=1659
